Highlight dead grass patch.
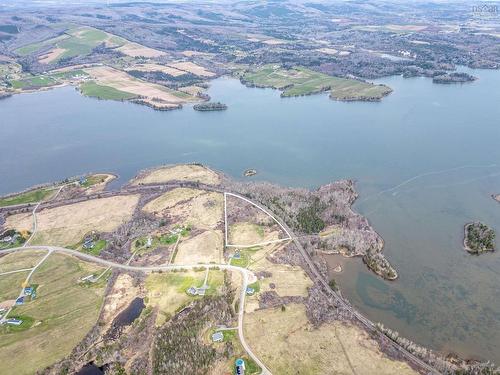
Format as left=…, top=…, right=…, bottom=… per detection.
left=0, top=250, right=46, bottom=273
left=132, top=164, right=220, bottom=186
left=174, top=230, right=223, bottom=264
left=84, top=66, right=194, bottom=104
left=38, top=48, right=65, bottom=64
left=244, top=304, right=418, bottom=375
left=5, top=195, right=140, bottom=246
left=143, top=188, right=204, bottom=214
left=127, top=63, right=185, bottom=76
left=168, top=61, right=215, bottom=77
left=117, top=42, right=167, bottom=58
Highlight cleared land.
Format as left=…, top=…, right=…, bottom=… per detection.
left=174, top=230, right=223, bottom=264
left=145, top=270, right=224, bottom=325
left=0, top=250, right=46, bottom=273
left=117, top=42, right=166, bottom=58
left=83, top=66, right=194, bottom=107
left=169, top=61, right=215, bottom=77
left=142, top=188, right=204, bottom=213
left=228, top=222, right=280, bottom=246
left=0, top=186, right=56, bottom=207
left=126, top=63, right=186, bottom=76
left=244, top=303, right=418, bottom=375
left=242, top=65, right=391, bottom=100
left=5, top=195, right=140, bottom=246
left=132, top=164, right=220, bottom=186
left=0, top=253, right=106, bottom=375
left=80, top=81, right=138, bottom=100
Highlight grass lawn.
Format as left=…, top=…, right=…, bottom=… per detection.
left=10, top=75, right=57, bottom=89
left=0, top=253, right=106, bottom=375
left=229, top=247, right=261, bottom=268
left=80, top=81, right=137, bottom=100
left=0, top=187, right=56, bottom=207
left=242, top=65, right=391, bottom=100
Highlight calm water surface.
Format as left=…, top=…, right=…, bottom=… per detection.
left=1, top=69, right=500, bottom=362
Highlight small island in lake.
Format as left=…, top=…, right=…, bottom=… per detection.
left=193, top=101, right=227, bottom=111
left=464, top=222, right=496, bottom=254
left=432, top=72, right=477, bottom=84
left=492, top=194, right=500, bottom=203
left=244, top=169, right=257, bottom=177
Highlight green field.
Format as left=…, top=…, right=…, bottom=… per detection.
left=0, top=187, right=56, bottom=207
left=15, top=34, right=69, bottom=56
left=10, top=75, right=57, bottom=89
left=80, top=81, right=137, bottom=100
left=15, top=26, right=126, bottom=60
left=0, top=253, right=106, bottom=375
left=242, top=65, right=391, bottom=100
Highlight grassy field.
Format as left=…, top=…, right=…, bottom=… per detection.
left=15, top=34, right=70, bottom=56
left=244, top=303, right=418, bottom=375
left=132, top=164, right=220, bottom=186
left=0, top=253, right=106, bottom=375
left=0, top=250, right=45, bottom=273
left=5, top=195, right=140, bottom=247
left=145, top=270, right=224, bottom=325
left=242, top=65, right=391, bottom=100
left=80, top=81, right=137, bottom=100
left=9, top=69, right=88, bottom=90
left=0, top=187, right=56, bottom=207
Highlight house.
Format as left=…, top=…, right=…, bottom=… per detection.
left=15, top=297, right=24, bottom=305
left=146, top=237, right=152, bottom=248
left=187, top=287, right=198, bottom=296
left=83, top=239, right=95, bottom=250
left=24, top=287, right=33, bottom=296
left=211, top=331, right=224, bottom=342
left=6, top=319, right=22, bottom=326
left=187, top=286, right=208, bottom=296
left=245, top=287, right=255, bottom=296
left=79, top=177, right=88, bottom=185
left=1, top=236, right=12, bottom=243
left=235, top=358, right=245, bottom=375
left=233, top=251, right=241, bottom=259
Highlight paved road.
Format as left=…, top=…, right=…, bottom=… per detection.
left=0, top=245, right=270, bottom=374
left=1, top=183, right=438, bottom=374
left=227, top=193, right=440, bottom=375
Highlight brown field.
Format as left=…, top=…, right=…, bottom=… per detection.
left=174, top=230, right=223, bottom=264
left=131, top=164, right=220, bottom=186
left=183, top=192, right=223, bottom=229
left=38, top=48, right=65, bottom=64
left=5, top=195, right=140, bottom=246
left=244, top=304, right=418, bottom=375
left=251, top=255, right=312, bottom=298
left=317, top=47, right=338, bottom=55
left=178, top=85, right=204, bottom=95
left=228, top=222, right=279, bottom=246
left=84, top=66, right=195, bottom=104
left=117, top=42, right=167, bottom=58
left=169, top=61, right=216, bottom=77
left=0, top=250, right=46, bottom=273
left=142, top=188, right=204, bottom=214
left=126, top=63, right=186, bottom=77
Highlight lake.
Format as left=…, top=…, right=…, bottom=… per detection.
left=1, top=69, right=500, bottom=363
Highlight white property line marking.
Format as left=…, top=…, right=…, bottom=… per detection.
left=0, top=249, right=52, bottom=323
left=0, top=268, right=33, bottom=276
left=226, top=238, right=291, bottom=248
left=223, top=192, right=292, bottom=248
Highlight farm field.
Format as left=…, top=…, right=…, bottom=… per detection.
left=145, top=270, right=224, bottom=326
left=0, top=250, right=45, bottom=274
left=174, top=230, right=223, bottom=264
left=132, top=164, right=220, bottom=186
left=0, top=186, right=56, bottom=207
left=80, top=81, right=137, bottom=100
left=242, top=65, right=391, bottom=100
left=5, top=195, right=140, bottom=246
left=0, top=253, right=106, bottom=375
left=244, top=303, right=418, bottom=375
left=83, top=66, right=196, bottom=107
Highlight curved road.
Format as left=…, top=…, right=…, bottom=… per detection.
left=0, top=245, right=270, bottom=374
